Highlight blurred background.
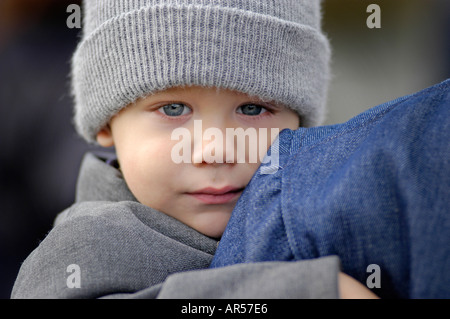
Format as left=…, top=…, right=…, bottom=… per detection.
left=322, top=0, right=449, bottom=125
left=0, top=0, right=449, bottom=298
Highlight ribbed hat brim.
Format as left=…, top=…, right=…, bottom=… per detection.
left=72, top=4, right=330, bottom=143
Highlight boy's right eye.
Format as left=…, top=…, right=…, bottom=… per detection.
left=158, top=103, right=192, bottom=117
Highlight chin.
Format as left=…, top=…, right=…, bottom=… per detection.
left=192, top=213, right=230, bottom=239
left=195, top=223, right=226, bottom=239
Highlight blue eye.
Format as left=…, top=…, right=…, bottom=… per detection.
left=158, top=103, right=191, bottom=117
left=237, top=104, right=267, bottom=116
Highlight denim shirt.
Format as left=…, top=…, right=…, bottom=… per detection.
left=211, top=79, right=450, bottom=298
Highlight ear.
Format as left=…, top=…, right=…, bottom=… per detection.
left=96, top=125, right=114, bottom=147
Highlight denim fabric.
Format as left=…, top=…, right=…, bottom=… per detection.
left=211, top=79, right=450, bottom=298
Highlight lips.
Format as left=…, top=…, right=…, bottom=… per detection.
left=187, top=186, right=244, bottom=204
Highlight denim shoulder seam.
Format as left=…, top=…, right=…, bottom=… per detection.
left=279, top=165, right=300, bottom=260
left=285, top=80, right=449, bottom=169
left=285, top=103, right=394, bottom=170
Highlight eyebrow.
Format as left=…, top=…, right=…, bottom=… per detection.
left=239, top=92, right=286, bottom=110
left=134, top=92, right=183, bottom=108
left=249, top=99, right=285, bottom=110
left=138, top=89, right=287, bottom=111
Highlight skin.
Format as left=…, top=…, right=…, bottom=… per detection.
left=97, top=85, right=299, bottom=239
left=339, top=273, right=379, bottom=299
left=97, top=85, right=379, bottom=299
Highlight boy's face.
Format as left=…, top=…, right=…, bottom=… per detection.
left=97, top=86, right=299, bottom=238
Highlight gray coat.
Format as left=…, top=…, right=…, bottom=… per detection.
left=11, top=153, right=340, bottom=298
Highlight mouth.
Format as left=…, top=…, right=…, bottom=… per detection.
left=186, top=186, right=245, bottom=204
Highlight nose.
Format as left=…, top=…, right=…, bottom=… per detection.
left=189, top=119, right=274, bottom=166
left=191, top=120, right=237, bottom=165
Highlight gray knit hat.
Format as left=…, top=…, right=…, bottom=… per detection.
left=72, top=0, right=331, bottom=143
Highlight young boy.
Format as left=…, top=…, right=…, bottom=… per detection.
left=11, top=0, right=378, bottom=298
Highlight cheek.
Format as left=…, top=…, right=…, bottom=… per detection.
left=281, top=111, right=301, bottom=129
left=248, top=129, right=279, bottom=163
left=118, top=139, right=178, bottom=201
left=236, top=162, right=261, bottom=186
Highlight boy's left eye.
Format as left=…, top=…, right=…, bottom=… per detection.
left=237, top=104, right=268, bottom=116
